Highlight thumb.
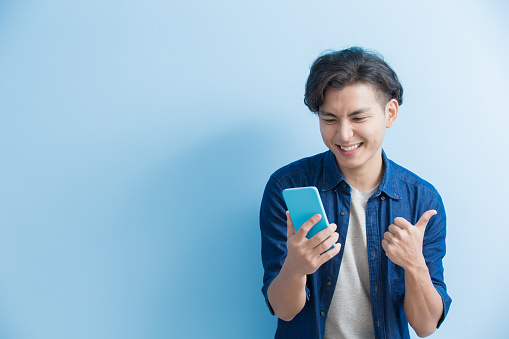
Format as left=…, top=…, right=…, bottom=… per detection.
left=286, top=211, right=297, bottom=238
left=415, top=210, right=437, bottom=230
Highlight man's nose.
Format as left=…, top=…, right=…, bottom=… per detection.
left=336, top=121, right=354, bottom=142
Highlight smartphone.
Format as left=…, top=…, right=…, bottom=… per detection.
left=282, top=186, right=333, bottom=242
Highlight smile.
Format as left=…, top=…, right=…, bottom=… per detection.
left=338, top=143, right=363, bottom=151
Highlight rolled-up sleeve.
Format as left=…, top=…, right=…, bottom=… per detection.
left=422, top=192, right=452, bottom=328
left=260, top=176, right=288, bottom=315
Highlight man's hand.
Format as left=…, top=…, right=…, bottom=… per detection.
left=283, top=211, right=341, bottom=279
left=381, top=210, right=437, bottom=270
left=382, top=210, right=444, bottom=337
left=267, top=211, right=341, bottom=321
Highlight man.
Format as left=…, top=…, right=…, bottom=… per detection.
left=260, top=47, right=451, bottom=339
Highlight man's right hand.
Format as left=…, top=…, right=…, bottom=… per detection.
left=267, top=211, right=341, bottom=321
left=283, top=211, right=341, bottom=280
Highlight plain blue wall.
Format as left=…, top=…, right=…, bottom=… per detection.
left=0, top=0, right=508, bottom=338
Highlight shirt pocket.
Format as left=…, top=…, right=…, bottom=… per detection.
left=388, top=260, right=405, bottom=301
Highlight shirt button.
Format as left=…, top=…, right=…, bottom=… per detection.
left=308, top=293, right=311, bottom=299
left=340, top=211, right=346, bottom=216
left=320, top=311, right=325, bottom=316
left=342, top=184, right=346, bottom=188
left=327, top=281, right=333, bottom=286
left=381, top=195, right=385, bottom=200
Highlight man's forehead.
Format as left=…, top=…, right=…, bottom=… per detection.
left=324, top=84, right=377, bottom=99
left=321, top=85, right=386, bottom=112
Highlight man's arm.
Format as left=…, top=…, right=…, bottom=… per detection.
left=382, top=210, right=443, bottom=337
left=267, top=212, right=341, bottom=321
left=403, top=261, right=444, bottom=337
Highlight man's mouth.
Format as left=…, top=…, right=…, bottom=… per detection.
left=338, top=143, right=363, bottom=151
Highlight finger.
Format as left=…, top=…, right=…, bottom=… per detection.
left=383, top=231, right=395, bottom=243
left=295, top=214, right=321, bottom=240
left=393, top=217, right=412, bottom=229
left=310, top=223, right=337, bottom=247
left=286, top=211, right=296, bottom=238
left=387, top=224, right=403, bottom=236
left=316, top=242, right=341, bottom=266
left=415, top=210, right=437, bottom=230
left=381, top=238, right=389, bottom=252
left=388, top=224, right=400, bottom=235
left=313, top=230, right=339, bottom=255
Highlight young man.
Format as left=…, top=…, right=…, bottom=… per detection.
left=260, top=47, right=451, bottom=339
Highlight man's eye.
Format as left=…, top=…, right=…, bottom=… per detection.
left=353, top=117, right=366, bottom=122
left=322, top=118, right=337, bottom=124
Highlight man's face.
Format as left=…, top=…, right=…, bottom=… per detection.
left=319, top=84, right=397, bottom=179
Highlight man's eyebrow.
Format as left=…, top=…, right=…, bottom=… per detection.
left=318, top=111, right=337, bottom=117
left=318, top=107, right=372, bottom=117
left=348, top=107, right=371, bottom=116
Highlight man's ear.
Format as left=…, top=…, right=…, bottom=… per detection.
left=385, top=99, right=398, bottom=128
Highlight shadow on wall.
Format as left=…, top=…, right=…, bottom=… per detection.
left=128, top=126, right=278, bottom=338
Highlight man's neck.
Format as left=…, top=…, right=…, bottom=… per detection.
left=339, top=156, right=384, bottom=193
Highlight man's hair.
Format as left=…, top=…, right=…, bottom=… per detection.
left=304, top=47, right=403, bottom=113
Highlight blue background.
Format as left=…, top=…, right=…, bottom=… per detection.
left=0, top=0, right=508, bottom=338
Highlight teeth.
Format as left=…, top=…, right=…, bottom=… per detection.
left=339, top=143, right=362, bottom=151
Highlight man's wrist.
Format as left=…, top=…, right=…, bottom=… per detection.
left=280, top=261, right=306, bottom=284
left=403, top=258, right=428, bottom=278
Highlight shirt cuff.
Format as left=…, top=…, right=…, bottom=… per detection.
left=434, top=284, right=452, bottom=328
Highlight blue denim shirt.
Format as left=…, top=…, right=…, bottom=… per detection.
left=260, top=150, right=451, bottom=339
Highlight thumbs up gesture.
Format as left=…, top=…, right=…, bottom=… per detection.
left=382, top=210, right=437, bottom=270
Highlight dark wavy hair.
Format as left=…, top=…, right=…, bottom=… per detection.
left=304, top=47, right=403, bottom=113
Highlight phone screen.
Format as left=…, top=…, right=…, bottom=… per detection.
left=282, top=186, right=330, bottom=239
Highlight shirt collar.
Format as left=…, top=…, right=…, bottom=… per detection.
left=321, top=149, right=401, bottom=200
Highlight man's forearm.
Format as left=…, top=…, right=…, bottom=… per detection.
left=403, top=264, right=444, bottom=337
left=267, top=264, right=307, bottom=322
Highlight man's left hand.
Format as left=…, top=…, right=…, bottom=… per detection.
left=382, top=210, right=437, bottom=270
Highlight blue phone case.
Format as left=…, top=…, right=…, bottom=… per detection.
left=282, top=186, right=330, bottom=240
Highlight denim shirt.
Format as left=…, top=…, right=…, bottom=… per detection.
left=260, top=150, right=451, bottom=339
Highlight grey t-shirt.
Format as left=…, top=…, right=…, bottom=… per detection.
left=324, top=185, right=377, bottom=339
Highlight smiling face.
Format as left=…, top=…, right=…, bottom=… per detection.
left=319, top=84, right=398, bottom=188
